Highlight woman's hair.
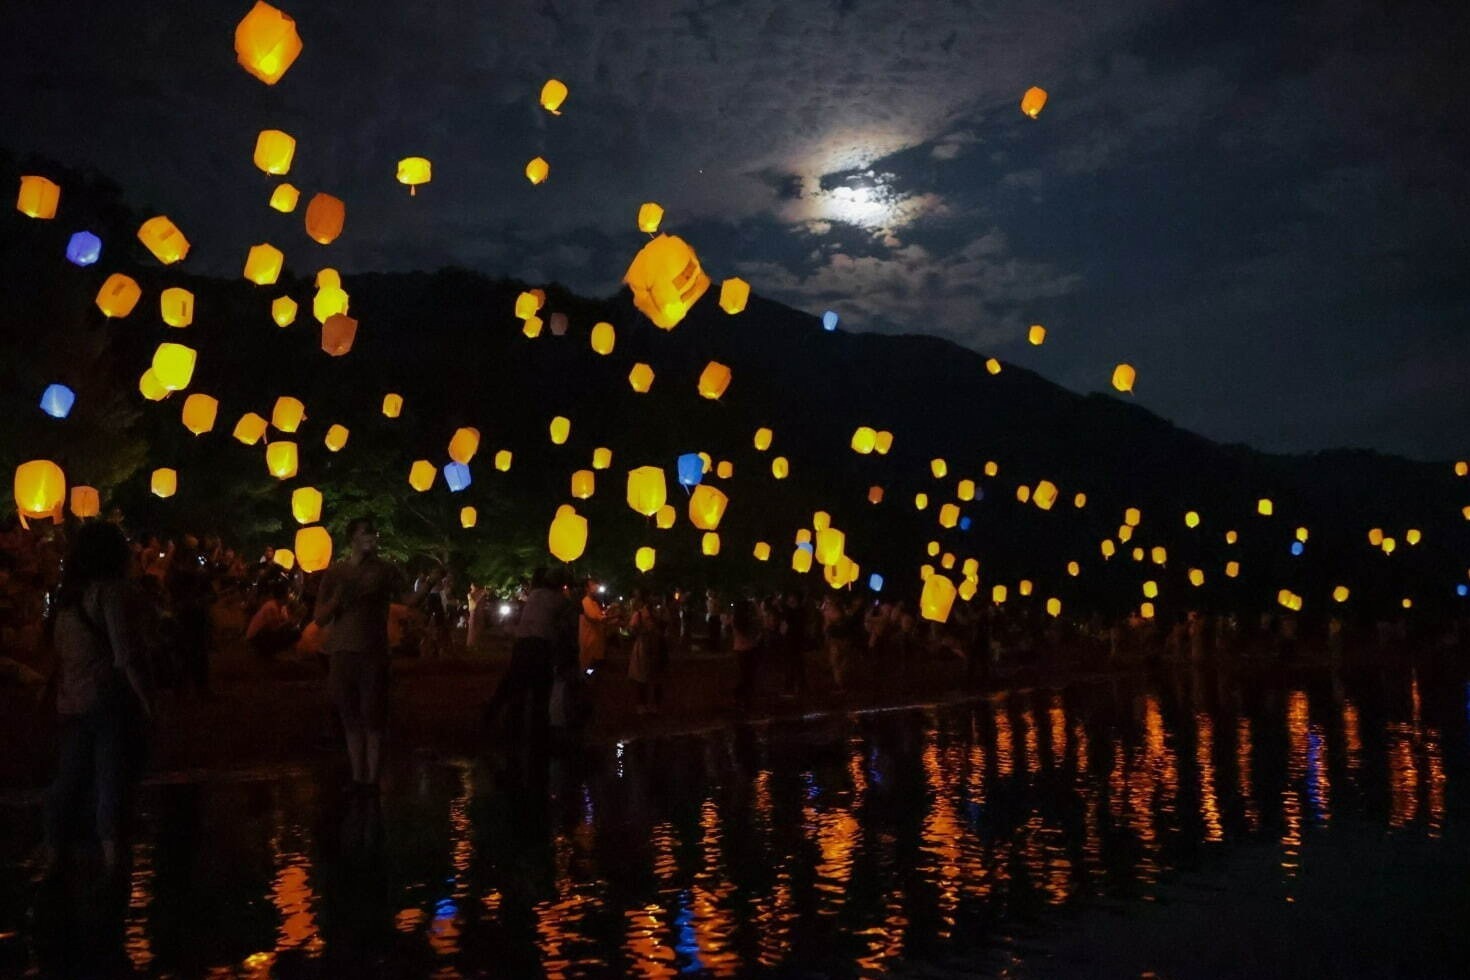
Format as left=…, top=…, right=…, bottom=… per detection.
left=56, top=522, right=130, bottom=608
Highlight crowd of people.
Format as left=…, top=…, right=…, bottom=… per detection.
left=6, top=512, right=1467, bottom=881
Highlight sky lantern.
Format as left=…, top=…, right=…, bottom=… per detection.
left=1257, top=498, right=1273, bottom=516
left=548, top=506, right=587, bottom=563
left=233, top=412, right=268, bottom=445
left=655, top=503, right=676, bottom=529
left=443, top=462, right=472, bottom=492
left=1185, top=510, right=1200, bottom=528
left=265, top=441, right=298, bottom=479
left=324, top=423, right=349, bottom=452
left=1332, top=585, right=1350, bottom=603
left=16, top=175, right=60, bottom=219
left=592, top=447, right=613, bottom=470
left=66, top=231, right=102, bottom=266
left=1225, top=560, right=1240, bottom=578
left=96, top=273, right=141, bottom=318
left=408, top=460, right=436, bottom=492
left=822, top=310, right=839, bottom=331
left=514, top=291, right=542, bottom=319
left=1367, top=527, right=1384, bottom=546
left=1028, top=324, right=1046, bottom=345
left=244, top=243, right=284, bottom=284
left=957, top=479, right=976, bottom=501
left=1189, top=568, right=1205, bottom=587
left=1111, top=363, right=1136, bottom=393
left=1016, top=485, right=1031, bottom=503
left=698, top=361, right=732, bottom=400
left=1406, top=528, right=1422, bottom=546
left=1142, top=580, right=1159, bottom=599
left=1456, top=461, right=1468, bottom=477
left=151, top=343, right=197, bottom=391
left=70, top=486, right=100, bottom=519
left=460, top=506, right=477, bottom=529
left=1131, top=547, right=1145, bottom=561
left=753, top=427, right=773, bottom=451
left=920, top=573, right=956, bottom=623
left=525, top=157, right=550, bottom=184
left=14, top=460, right=65, bottom=524
left=571, top=469, right=595, bottom=499
left=382, top=393, right=403, bottom=418
left=150, top=468, right=177, bottom=499
left=753, top=541, right=772, bottom=561
left=548, top=312, right=569, bottom=337
left=1033, top=480, right=1058, bottom=510
left=1225, top=529, right=1238, bottom=544
left=1295, top=526, right=1310, bottom=543
left=253, top=129, right=296, bottom=175
left=635, top=546, right=656, bottom=572
left=160, top=287, right=194, bottom=328
left=590, top=322, right=616, bottom=355
left=304, top=193, right=345, bottom=245
left=447, top=427, right=480, bottom=464
left=270, top=183, right=299, bottom=212
left=1020, top=86, right=1048, bottom=118
left=272, top=396, right=305, bottom=432
left=868, top=485, right=884, bottom=504
left=689, top=484, right=728, bottom=530
left=1019, top=579, right=1034, bottom=596
left=771, top=456, right=790, bottom=480
left=984, top=460, right=999, bottom=477
left=522, top=316, right=543, bottom=339
left=494, top=449, right=513, bottom=471
left=39, top=384, right=75, bottom=420
left=235, top=1, right=302, bottom=85
left=791, top=548, right=813, bottom=574
left=702, top=532, right=721, bottom=557
left=628, top=362, right=655, bottom=393
left=1117, top=523, right=1133, bottom=543
left=540, top=78, right=568, bottom=114
left=396, top=157, right=431, bottom=194
left=815, top=527, right=845, bottom=566
left=851, top=427, right=878, bottom=454
left=1045, top=597, right=1062, bottom=618
left=938, top=503, right=960, bottom=529
left=930, top=458, right=948, bottom=479
left=626, top=466, right=668, bottom=516
left=914, top=492, right=929, bottom=510
left=181, top=393, right=218, bottom=435
left=623, top=234, right=711, bottom=329
left=716, top=460, right=734, bottom=479
left=1140, top=602, right=1155, bottom=619
left=272, top=296, right=298, bottom=327
left=294, top=526, right=332, bottom=573
left=320, top=314, right=357, bottom=356
left=985, top=358, right=1002, bottom=375
left=1123, top=507, right=1141, bottom=527
left=874, top=431, right=894, bottom=455
left=273, top=549, right=296, bottom=571
left=1100, top=539, right=1116, bottom=558
left=637, top=202, right=664, bottom=233
left=1073, top=492, right=1087, bottom=508
left=1151, top=546, right=1168, bottom=565
left=1067, top=560, right=1080, bottom=577
left=291, top=486, right=322, bottom=524
left=137, top=216, right=189, bottom=265
left=719, top=278, right=750, bottom=314
left=549, top=416, right=571, bottom=445
left=676, top=453, right=704, bottom=488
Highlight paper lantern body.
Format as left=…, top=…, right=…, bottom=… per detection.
left=160, top=288, right=194, bottom=327
left=590, top=322, right=616, bottom=355
left=396, top=157, right=432, bottom=194
left=540, top=79, right=568, bottom=114
left=719, top=277, right=750, bottom=314
left=822, top=310, right=839, bottom=331
left=771, top=457, right=789, bottom=479
left=851, top=427, right=877, bottom=454
left=494, top=450, right=512, bottom=471
left=698, top=362, right=731, bottom=400
left=181, top=393, right=218, bottom=435
left=522, top=316, right=543, bottom=339
left=548, top=508, right=587, bottom=563
left=266, top=442, right=298, bottom=479
left=139, top=370, right=168, bottom=402
left=1112, top=363, right=1136, bottom=393
left=272, top=396, right=305, bottom=432
left=291, top=486, right=322, bottom=524
left=792, top=548, right=813, bottom=574
left=753, top=542, right=771, bottom=561
left=272, top=296, right=298, bottom=327
left=150, top=468, right=177, bottom=499
left=295, top=526, right=332, bottom=572
left=626, top=466, right=667, bottom=516
left=525, top=157, right=550, bottom=184
left=815, top=527, right=845, bottom=566
left=1033, top=480, right=1058, bottom=511
left=628, top=362, right=655, bottom=393
left=235, top=1, right=302, bottom=85
left=549, top=416, right=571, bottom=445
left=920, top=573, right=957, bottom=623
left=96, top=274, right=141, bottom=318
left=688, top=484, right=728, bottom=530
left=324, top=424, right=349, bottom=452
left=39, top=384, right=75, bottom=419
left=66, top=231, right=102, bottom=266
left=408, top=460, right=436, bottom=492
left=571, top=469, right=595, bottom=499
left=70, top=485, right=100, bottom=519
left=548, top=312, right=568, bottom=337
left=304, top=194, right=345, bottom=245
left=868, top=486, right=884, bottom=504
left=676, top=453, right=704, bottom=488
left=313, top=286, right=349, bottom=323
left=448, top=427, right=480, bottom=464
left=514, top=291, right=542, bottom=319
left=637, top=202, right=664, bottom=233
left=321, top=314, right=357, bottom=356
left=460, top=507, right=477, bottom=529
left=635, top=546, right=655, bottom=572
left=1028, top=324, right=1046, bottom=345
left=874, top=431, right=894, bottom=455
left=233, top=412, right=268, bottom=445
left=14, top=460, right=65, bottom=522
left=270, top=184, right=299, bottom=212
left=382, top=393, right=403, bottom=418
left=16, top=176, right=60, bottom=219
left=138, top=216, right=189, bottom=265
left=938, top=503, right=960, bottom=529
left=151, top=343, right=197, bottom=391
left=244, top=243, right=284, bottom=285
left=702, top=532, right=721, bottom=557
left=986, top=358, right=1002, bottom=375
left=1020, top=86, right=1048, bottom=118
left=623, top=234, right=711, bottom=329
left=753, top=427, right=773, bottom=451
left=443, top=462, right=472, bottom=492
left=273, top=549, right=295, bottom=571
left=254, top=130, right=296, bottom=175
left=592, top=447, right=613, bottom=470
left=655, top=504, right=676, bottom=529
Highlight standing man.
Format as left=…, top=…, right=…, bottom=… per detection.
left=313, top=518, right=432, bottom=792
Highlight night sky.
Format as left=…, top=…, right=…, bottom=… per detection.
left=3, top=0, right=1466, bottom=459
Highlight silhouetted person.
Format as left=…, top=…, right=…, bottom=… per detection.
left=483, top=567, right=563, bottom=749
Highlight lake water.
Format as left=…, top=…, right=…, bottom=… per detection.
left=3, top=659, right=1468, bottom=977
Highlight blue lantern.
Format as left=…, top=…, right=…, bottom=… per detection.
left=798, top=540, right=814, bottom=554
left=822, top=310, right=839, bottom=332
left=443, top=462, right=472, bottom=492
left=959, top=516, right=972, bottom=531
left=676, top=453, right=704, bottom=488
left=39, top=384, right=75, bottom=419
left=868, top=573, right=884, bottom=592
left=1457, top=584, right=1468, bottom=598
left=1290, top=541, right=1304, bottom=557
left=65, top=231, right=102, bottom=267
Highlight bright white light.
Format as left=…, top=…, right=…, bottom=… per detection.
left=598, top=585, right=607, bottom=594
left=498, top=603, right=511, bottom=617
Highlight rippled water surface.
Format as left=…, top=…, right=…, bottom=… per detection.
left=5, top=661, right=1470, bottom=977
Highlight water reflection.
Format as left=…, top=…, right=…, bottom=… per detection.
left=8, top=662, right=1470, bottom=977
